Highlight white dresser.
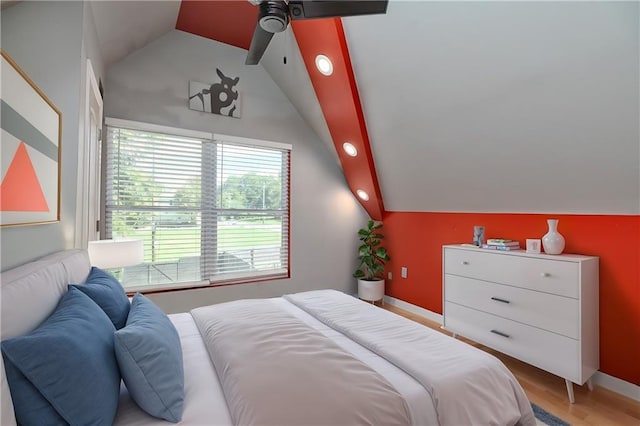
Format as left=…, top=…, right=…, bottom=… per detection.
left=442, top=244, right=599, bottom=403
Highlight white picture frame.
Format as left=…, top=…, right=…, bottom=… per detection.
left=526, top=239, right=542, bottom=254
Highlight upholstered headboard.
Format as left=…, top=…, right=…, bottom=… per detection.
left=0, top=249, right=91, bottom=425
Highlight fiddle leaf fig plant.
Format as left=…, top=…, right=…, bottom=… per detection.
left=353, top=220, right=390, bottom=281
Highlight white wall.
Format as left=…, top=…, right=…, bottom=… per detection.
left=104, top=30, right=368, bottom=313
left=343, top=1, right=640, bottom=214
left=1, top=1, right=84, bottom=270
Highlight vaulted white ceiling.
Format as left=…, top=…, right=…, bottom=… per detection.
left=89, top=1, right=180, bottom=67
left=343, top=1, right=639, bottom=213
left=89, top=1, right=640, bottom=215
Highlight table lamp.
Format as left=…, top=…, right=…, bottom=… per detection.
left=88, top=239, right=144, bottom=270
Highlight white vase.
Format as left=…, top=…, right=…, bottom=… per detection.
left=542, top=219, right=565, bottom=255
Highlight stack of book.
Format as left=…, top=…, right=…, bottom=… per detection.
left=482, top=239, right=521, bottom=251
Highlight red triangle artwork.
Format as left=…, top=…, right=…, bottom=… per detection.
left=0, top=142, right=49, bottom=212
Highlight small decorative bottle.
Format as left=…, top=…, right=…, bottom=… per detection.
left=473, top=226, right=485, bottom=247
left=542, top=219, right=565, bottom=255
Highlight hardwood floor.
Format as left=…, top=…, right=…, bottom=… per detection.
left=382, top=304, right=640, bottom=426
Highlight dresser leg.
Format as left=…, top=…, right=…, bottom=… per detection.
left=565, top=379, right=575, bottom=403
left=587, top=377, right=594, bottom=391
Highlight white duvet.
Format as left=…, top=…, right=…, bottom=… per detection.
left=192, top=298, right=413, bottom=425
left=285, top=290, right=536, bottom=426
left=115, top=290, right=535, bottom=426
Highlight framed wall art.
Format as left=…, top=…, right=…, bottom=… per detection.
left=188, top=68, right=241, bottom=119
left=1, top=50, right=61, bottom=227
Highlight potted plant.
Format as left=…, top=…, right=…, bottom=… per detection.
left=353, top=220, right=390, bottom=302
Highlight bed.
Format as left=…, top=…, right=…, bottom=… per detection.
left=1, top=249, right=536, bottom=425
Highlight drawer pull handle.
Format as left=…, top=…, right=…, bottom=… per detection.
left=491, top=297, right=510, bottom=304
left=490, top=329, right=510, bottom=339
left=540, top=272, right=551, bottom=278
left=461, top=261, right=469, bottom=265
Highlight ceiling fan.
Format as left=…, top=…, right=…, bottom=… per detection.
left=245, top=0, right=389, bottom=65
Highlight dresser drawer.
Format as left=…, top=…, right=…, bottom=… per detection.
left=444, top=302, right=580, bottom=382
left=444, top=274, right=579, bottom=338
left=444, top=248, right=579, bottom=298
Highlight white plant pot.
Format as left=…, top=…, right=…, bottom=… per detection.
left=357, top=278, right=385, bottom=302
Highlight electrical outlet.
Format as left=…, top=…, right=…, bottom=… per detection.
left=401, top=267, right=408, bottom=278
left=387, top=271, right=392, bottom=280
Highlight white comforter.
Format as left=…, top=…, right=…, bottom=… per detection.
left=191, top=298, right=413, bottom=425
left=115, top=290, right=535, bottom=426
left=285, top=290, right=536, bottom=426
left=114, top=301, right=437, bottom=426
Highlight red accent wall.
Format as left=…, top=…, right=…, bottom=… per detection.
left=383, top=211, right=640, bottom=385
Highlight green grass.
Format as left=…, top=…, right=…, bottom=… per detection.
left=116, top=224, right=282, bottom=263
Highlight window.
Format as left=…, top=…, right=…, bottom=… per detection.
left=103, top=119, right=290, bottom=292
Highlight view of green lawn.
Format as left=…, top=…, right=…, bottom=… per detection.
left=117, top=223, right=282, bottom=262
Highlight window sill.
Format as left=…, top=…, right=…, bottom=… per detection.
left=126, top=271, right=290, bottom=296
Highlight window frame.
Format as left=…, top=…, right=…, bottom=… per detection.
left=102, top=118, right=291, bottom=293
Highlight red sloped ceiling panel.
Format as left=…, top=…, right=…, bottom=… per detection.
left=176, top=0, right=257, bottom=50
left=292, top=19, right=384, bottom=220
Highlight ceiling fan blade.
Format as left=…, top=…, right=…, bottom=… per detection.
left=288, top=0, right=388, bottom=20
left=245, top=23, right=275, bottom=65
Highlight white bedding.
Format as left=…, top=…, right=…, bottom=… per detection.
left=277, top=298, right=437, bottom=425
left=114, top=299, right=438, bottom=425
left=193, top=298, right=413, bottom=425
left=116, top=293, right=535, bottom=425
left=286, top=290, right=536, bottom=426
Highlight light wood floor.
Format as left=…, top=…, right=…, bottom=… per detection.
left=382, top=304, right=640, bottom=426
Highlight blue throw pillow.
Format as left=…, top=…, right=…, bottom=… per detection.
left=1, top=287, right=120, bottom=425
left=70, top=266, right=130, bottom=329
left=115, top=293, right=184, bottom=422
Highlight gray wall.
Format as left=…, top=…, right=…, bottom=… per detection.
left=1, top=2, right=84, bottom=270
left=104, top=30, right=368, bottom=313
left=81, top=3, right=106, bottom=94
left=1, top=1, right=106, bottom=271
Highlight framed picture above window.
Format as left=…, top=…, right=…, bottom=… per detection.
left=103, top=118, right=291, bottom=292
left=0, top=50, right=62, bottom=227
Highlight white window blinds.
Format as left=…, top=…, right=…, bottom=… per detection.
left=104, top=120, right=290, bottom=292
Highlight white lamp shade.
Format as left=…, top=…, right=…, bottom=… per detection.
left=88, top=239, right=144, bottom=269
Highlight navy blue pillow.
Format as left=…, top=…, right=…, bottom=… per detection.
left=71, top=266, right=130, bottom=329
left=115, top=294, right=184, bottom=422
left=1, top=287, right=120, bottom=425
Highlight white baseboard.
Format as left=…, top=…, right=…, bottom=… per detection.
left=593, top=371, right=640, bottom=402
left=383, top=295, right=640, bottom=402
left=383, top=295, right=443, bottom=324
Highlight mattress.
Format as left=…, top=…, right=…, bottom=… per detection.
left=114, top=298, right=438, bottom=425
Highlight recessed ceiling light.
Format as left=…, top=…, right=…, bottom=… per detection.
left=342, top=142, right=357, bottom=157
left=315, top=54, right=333, bottom=76
left=356, top=189, right=369, bottom=201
